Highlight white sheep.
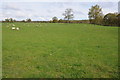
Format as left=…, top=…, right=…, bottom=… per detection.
left=12, top=24, right=15, bottom=27
left=16, top=27, right=20, bottom=30
left=12, top=27, right=15, bottom=30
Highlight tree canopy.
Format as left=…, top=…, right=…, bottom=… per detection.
left=52, top=16, right=58, bottom=23
left=63, top=8, right=74, bottom=21
left=103, top=13, right=118, bottom=26
left=88, top=5, right=103, bottom=24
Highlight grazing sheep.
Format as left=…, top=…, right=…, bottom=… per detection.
left=12, top=24, right=15, bottom=27
left=12, top=27, right=15, bottom=30
left=16, top=27, right=20, bottom=30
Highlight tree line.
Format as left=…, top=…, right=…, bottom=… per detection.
left=4, top=18, right=31, bottom=22
left=3, top=4, right=120, bottom=27
left=88, top=5, right=119, bottom=26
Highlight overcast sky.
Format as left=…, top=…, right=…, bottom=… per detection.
left=0, top=0, right=119, bottom=21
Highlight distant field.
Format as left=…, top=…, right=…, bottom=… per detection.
left=2, top=23, right=118, bottom=78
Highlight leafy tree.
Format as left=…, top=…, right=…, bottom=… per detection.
left=13, top=19, right=16, bottom=22
left=5, top=18, right=10, bottom=22
left=63, top=8, right=74, bottom=21
left=26, top=18, right=31, bottom=22
left=9, top=18, right=13, bottom=22
left=103, top=13, right=118, bottom=26
left=58, top=19, right=63, bottom=23
left=88, top=5, right=103, bottom=24
left=5, top=18, right=16, bottom=22
left=117, top=14, right=120, bottom=26
left=52, top=16, right=58, bottom=23
left=22, top=20, right=26, bottom=22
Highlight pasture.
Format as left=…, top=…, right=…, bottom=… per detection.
left=2, top=23, right=118, bottom=78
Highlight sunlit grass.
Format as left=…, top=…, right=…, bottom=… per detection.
left=2, top=23, right=118, bottom=78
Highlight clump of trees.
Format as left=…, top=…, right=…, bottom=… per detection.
left=58, top=19, right=63, bottom=23
left=52, top=16, right=58, bottom=23
left=103, top=13, right=119, bottom=26
left=57, top=19, right=89, bottom=23
left=21, top=18, right=32, bottom=22
left=4, top=18, right=32, bottom=23
left=88, top=4, right=119, bottom=26
left=26, top=18, right=32, bottom=22
left=21, top=20, right=26, bottom=22
left=3, top=5, right=119, bottom=26
left=50, top=8, right=74, bottom=23
left=117, top=14, right=120, bottom=26
left=5, top=18, right=16, bottom=22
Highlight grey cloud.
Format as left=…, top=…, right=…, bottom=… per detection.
left=96, top=2, right=117, bottom=8
left=2, top=5, right=21, bottom=11
left=74, top=11, right=85, bottom=15
left=25, top=9, right=34, bottom=11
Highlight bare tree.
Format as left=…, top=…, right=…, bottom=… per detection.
left=63, top=8, right=74, bottom=21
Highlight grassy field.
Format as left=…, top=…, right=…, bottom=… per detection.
left=2, top=23, right=118, bottom=78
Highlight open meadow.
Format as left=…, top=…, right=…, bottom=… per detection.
left=2, top=23, right=118, bottom=78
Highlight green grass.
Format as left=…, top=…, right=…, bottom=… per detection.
left=2, top=23, right=118, bottom=78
